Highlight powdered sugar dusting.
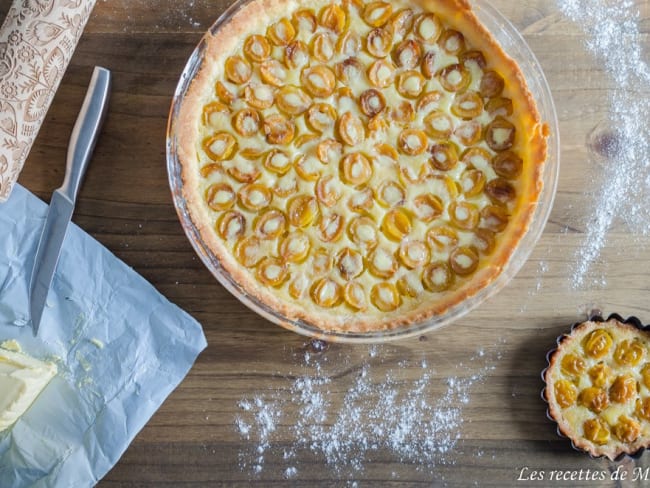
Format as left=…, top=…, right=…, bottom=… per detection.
left=235, top=397, right=281, bottom=474
left=98, top=0, right=204, bottom=31
left=559, top=0, right=650, bottom=288
left=235, top=347, right=499, bottom=479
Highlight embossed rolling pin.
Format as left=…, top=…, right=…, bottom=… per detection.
left=0, top=0, right=97, bottom=202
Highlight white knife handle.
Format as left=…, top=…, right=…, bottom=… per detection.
left=60, top=67, right=112, bottom=203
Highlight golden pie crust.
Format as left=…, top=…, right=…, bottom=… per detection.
left=174, top=0, right=548, bottom=334
left=544, top=318, right=650, bottom=460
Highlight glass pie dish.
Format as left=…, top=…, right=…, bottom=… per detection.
left=166, top=0, right=560, bottom=343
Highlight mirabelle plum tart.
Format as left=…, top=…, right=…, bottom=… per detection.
left=543, top=316, right=650, bottom=460
left=175, top=0, right=548, bottom=334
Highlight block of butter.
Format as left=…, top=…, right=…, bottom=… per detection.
left=0, top=345, right=57, bottom=432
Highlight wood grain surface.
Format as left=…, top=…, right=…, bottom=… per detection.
left=7, top=0, right=650, bottom=485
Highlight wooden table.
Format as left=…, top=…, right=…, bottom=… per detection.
left=7, top=0, right=650, bottom=485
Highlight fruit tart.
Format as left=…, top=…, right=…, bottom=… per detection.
left=544, top=316, right=650, bottom=460
left=173, top=0, right=548, bottom=334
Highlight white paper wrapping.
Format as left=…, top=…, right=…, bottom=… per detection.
left=0, top=0, right=97, bottom=202
left=0, top=184, right=207, bottom=487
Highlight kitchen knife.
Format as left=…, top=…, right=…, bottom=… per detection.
left=29, top=66, right=112, bottom=336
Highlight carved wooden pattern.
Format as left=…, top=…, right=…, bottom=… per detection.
left=0, top=0, right=96, bottom=202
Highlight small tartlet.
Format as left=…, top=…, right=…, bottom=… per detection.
left=543, top=314, right=650, bottom=460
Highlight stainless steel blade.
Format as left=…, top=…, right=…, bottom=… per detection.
left=29, top=190, right=74, bottom=334
left=28, top=66, right=111, bottom=335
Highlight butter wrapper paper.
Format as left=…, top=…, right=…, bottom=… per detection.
left=0, top=185, right=207, bottom=487
left=0, top=0, right=97, bottom=202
